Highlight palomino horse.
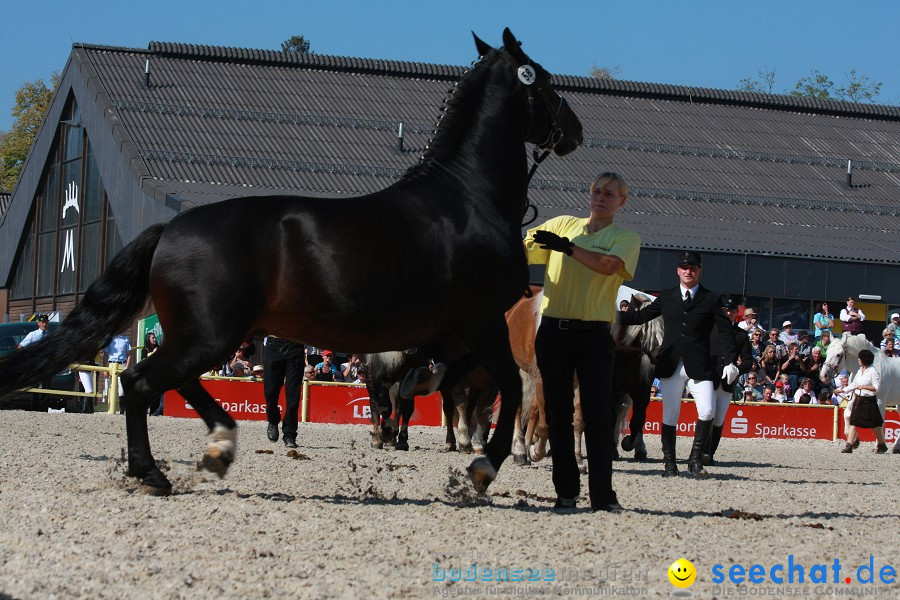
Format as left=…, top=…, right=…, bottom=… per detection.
left=507, top=289, right=661, bottom=469
left=0, top=29, right=583, bottom=495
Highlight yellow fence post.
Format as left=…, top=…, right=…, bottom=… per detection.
left=833, top=406, right=839, bottom=442
left=301, top=380, right=309, bottom=423
left=107, top=363, right=120, bottom=414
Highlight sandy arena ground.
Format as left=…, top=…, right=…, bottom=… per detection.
left=0, top=411, right=897, bottom=599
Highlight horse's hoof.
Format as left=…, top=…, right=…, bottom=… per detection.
left=472, top=446, right=485, bottom=456
left=459, top=444, right=473, bottom=454
left=513, top=453, right=528, bottom=466
left=139, top=468, right=172, bottom=496
left=621, top=435, right=635, bottom=452
left=443, top=443, right=457, bottom=453
left=528, top=445, right=543, bottom=463
left=370, top=438, right=384, bottom=449
left=200, top=425, right=236, bottom=478
left=467, top=457, right=497, bottom=494
left=395, top=440, right=409, bottom=451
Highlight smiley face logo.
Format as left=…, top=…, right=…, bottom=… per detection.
left=668, top=558, right=696, bottom=588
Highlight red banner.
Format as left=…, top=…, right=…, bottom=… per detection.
left=164, top=379, right=443, bottom=426
left=629, top=400, right=838, bottom=441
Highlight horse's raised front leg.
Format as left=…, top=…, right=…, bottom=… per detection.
left=177, top=379, right=238, bottom=477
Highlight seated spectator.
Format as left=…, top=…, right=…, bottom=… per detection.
left=778, top=374, right=792, bottom=398
left=813, top=302, right=834, bottom=340
left=880, top=328, right=895, bottom=350
left=815, top=330, right=833, bottom=354
left=779, top=321, right=798, bottom=345
left=352, top=368, right=368, bottom=385
left=748, top=329, right=765, bottom=362
left=814, top=389, right=836, bottom=405
left=883, top=338, right=898, bottom=358
left=773, top=380, right=788, bottom=403
left=341, top=353, right=366, bottom=382
left=303, top=365, right=316, bottom=381
left=780, top=342, right=806, bottom=392
left=251, top=364, right=264, bottom=380
left=738, top=308, right=764, bottom=334
left=737, top=373, right=763, bottom=402
left=763, top=328, right=787, bottom=359
left=619, top=299, right=630, bottom=312
left=831, top=374, right=852, bottom=405
left=650, top=383, right=659, bottom=397
left=314, top=350, right=341, bottom=382
left=229, top=346, right=252, bottom=377
left=759, top=344, right=781, bottom=386
left=804, top=346, right=827, bottom=394
left=793, top=378, right=815, bottom=403
left=760, top=386, right=775, bottom=403
left=888, top=313, right=900, bottom=343
left=796, top=330, right=813, bottom=358
left=833, top=368, right=850, bottom=389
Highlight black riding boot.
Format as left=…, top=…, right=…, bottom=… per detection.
left=661, top=424, right=679, bottom=477
left=702, top=425, right=723, bottom=465
left=688, top=419, right=714, bottom=478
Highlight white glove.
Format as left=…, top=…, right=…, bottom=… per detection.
left=722, top=363, right=739, bottom=385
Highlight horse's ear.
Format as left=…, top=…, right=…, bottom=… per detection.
left=502, top=27, right=526, bottom=62
left=472, top=32, right=493, bottom=58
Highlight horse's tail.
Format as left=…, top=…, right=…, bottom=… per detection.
left=0, top=223, right=166, bottom=396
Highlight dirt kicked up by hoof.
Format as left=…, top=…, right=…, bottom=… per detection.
left=466, top=456, right=496, bottom=493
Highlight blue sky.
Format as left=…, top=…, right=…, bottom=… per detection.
left=2, top=0, right=899, bottom=132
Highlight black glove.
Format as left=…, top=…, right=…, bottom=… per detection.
left=533, top=230, right=574, bottom=256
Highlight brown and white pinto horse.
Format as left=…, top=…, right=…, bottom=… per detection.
left=507, top=288, right=661, bottom=470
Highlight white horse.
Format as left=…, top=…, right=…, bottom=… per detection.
left=822, top=332, right=900, bottom=451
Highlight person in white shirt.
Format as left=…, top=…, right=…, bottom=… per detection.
left=779, top=321, right=798, bottom=345
left=18, top=314, right=50, bottom=349
left=839, top=297, right=866, bottom=335
left=738, top=308, right=764, bottom=334
left=841, top=349, right=887, bottom=453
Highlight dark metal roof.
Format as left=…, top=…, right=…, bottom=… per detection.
left=6, top=40, right=900, bottom=276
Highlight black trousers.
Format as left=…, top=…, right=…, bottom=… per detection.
left=263, top=340, right=304, bottom=437
left=535, top=321, right=616, bottom=508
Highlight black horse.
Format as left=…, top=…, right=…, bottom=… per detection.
left=0, top=29, right=583, bottom=495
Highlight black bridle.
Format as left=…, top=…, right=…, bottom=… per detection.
left=521, top=81, right=569, bottom=226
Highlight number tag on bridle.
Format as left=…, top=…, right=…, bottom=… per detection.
left=517, top=65, right=536, bottom=85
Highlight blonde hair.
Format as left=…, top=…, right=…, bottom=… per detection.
left=590, top=172, right=628, bottom=197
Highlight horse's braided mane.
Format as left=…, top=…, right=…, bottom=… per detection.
left=403, top=49, right=500, bottom=179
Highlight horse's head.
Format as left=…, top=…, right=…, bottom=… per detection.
left=821, top=335, right=845, bottom=384
left=474, top=28, right=583, bottom=156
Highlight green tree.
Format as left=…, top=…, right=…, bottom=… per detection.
left=590, top=63, right=621, bottom=80
left=790, top=70, right=835, bottom=100
left=835, top=69, right=882, bottom=103
left=281, top=35, right=312, bottom=54
left=0, top=74, right=58, bottom=192
left=737, top=66, right=777, bottom=94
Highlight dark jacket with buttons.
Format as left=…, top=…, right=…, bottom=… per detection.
left=620, top=285, right=737, bottom=381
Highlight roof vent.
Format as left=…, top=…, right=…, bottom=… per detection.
left=846, top=159, right=852, bottom=187
left=144, top=58, right=151, bottom=88
left=397, top=122, right=404, bottom=153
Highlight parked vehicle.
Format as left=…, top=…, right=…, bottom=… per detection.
left=0, top=322, right=79, bottom=410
